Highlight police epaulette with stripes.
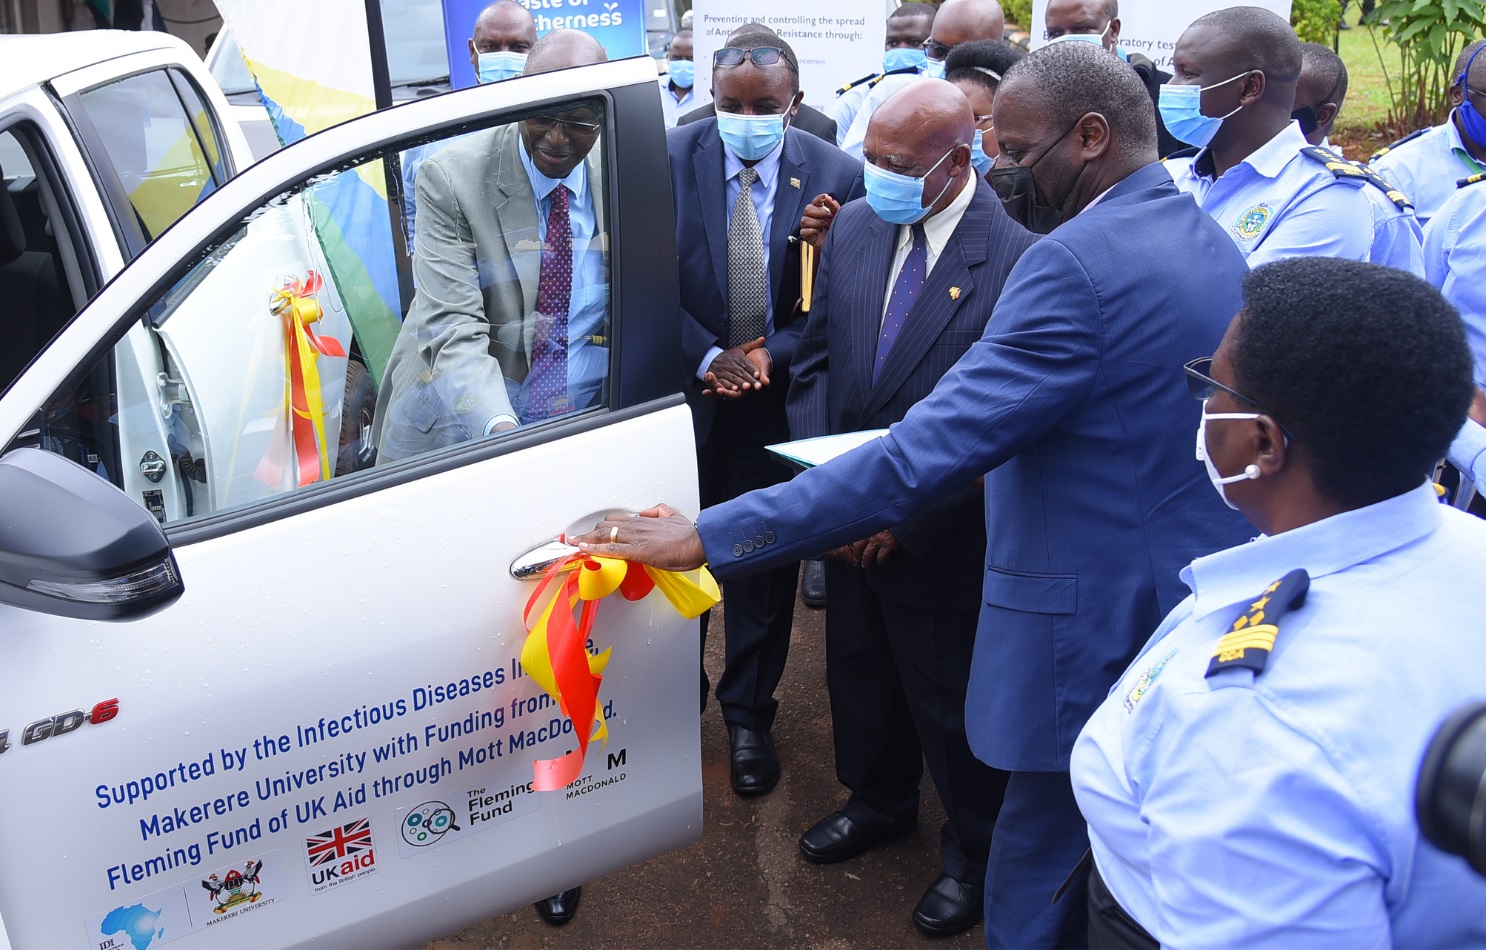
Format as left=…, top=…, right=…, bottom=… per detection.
left=1460, top=173, right=1486, bottom=189
left=835, top=71, right=880, bottom=96
left=1206, top=568, right=1310, bottom=679
left=1301, top=147, right=1413, bottom=209
left=1369, top=126, right=1429, bottom=163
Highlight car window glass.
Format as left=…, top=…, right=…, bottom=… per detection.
left=170, top=69, right=230, bottom=186
left=208, top=31, right=257, bottom=96
left=26, top=100, right=612, bottom=528
left=75, top=69, right=219, bottom=242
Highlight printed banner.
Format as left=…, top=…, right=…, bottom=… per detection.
left=1029, top=0, right=1293, bottom=71
left=690, top=0, right=887, bottom=108
left=443, top=0, right=649, bottom=90
left=214, top=0, right=403, bottom=386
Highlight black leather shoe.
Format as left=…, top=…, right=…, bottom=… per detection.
left=798, top=810, right=915, bottom=864
left=912, top=875, right=982, bottom=937
left=801, top=559, right=827, bottom=609
left=727, top=723, right=780, bottom=796
left=533, top=887, right=582, bottom=926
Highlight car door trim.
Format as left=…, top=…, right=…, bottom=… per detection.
left=164, top=392, right=686, bottom=547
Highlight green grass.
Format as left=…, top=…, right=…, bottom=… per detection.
left=1336, top=25, right=1405, bottom=133
left=1332, top=24, right=1411, bottom=158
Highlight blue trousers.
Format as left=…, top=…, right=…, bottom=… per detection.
left=983, top=770, right=1090, bottom=949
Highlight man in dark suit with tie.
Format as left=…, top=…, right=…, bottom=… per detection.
left=581, top=41, right=1253, bottom=946
left=787, top=81, right=1036, bottom=937
left=667, top=34, right=864, bottom=798
left=677, top=24, right=839, bottom=145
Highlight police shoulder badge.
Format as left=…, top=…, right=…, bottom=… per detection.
left=1124, top=648, right=1178, bottom=712
left=1232, top=203, right=1273, bottom=242
left=1206, top=568, right=1310, bottom=679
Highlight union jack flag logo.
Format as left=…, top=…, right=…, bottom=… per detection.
left=305, top=817, right=374, bottom=867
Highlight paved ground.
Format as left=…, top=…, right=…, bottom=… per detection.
left=426, top=585, right=985, bottom=950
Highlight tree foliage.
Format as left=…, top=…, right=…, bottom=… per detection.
left=1290, top=0, right=1341, bottom=43
left=1371, top=0, right=1486, bottom=131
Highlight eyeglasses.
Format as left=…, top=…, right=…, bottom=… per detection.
left=714, top=46, right=785, bottom=67
left=1184, top=357, right=1295, bottom=439
left=922, top=39, right=954, bottom=61
left=525, top=113, right=601, bottom=135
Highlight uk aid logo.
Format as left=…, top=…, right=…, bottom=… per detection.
left=303, top=816, right=379, bottom=894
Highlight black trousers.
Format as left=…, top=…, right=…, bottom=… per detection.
left=1087, top=863, right=1158, bottom=950
left=824, top=560, right=1009, bottom=887
left=697, top=397, right=798, bottom=731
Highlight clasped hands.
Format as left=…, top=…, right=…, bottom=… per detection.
left=703, top=337, right=771, bottom=399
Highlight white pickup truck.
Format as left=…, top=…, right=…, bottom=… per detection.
left=0, top=31, right=699, bottom=950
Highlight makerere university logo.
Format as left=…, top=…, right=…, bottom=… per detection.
left=303, top=816, right=379, bottom=894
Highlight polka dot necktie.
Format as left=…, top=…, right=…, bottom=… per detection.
left=525, top=184, right=573, bottom=423
left=874, top=224, right=926, bottom=383
left=727, top=166, right=768, bottom=346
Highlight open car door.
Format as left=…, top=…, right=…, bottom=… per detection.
left=0, top=58, right=698, bottom=949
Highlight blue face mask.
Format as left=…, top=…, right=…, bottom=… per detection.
left=668, top=58, right=695, bottom=89
left=717, top=111, right=790, bottom=161
left=1157, top=72, right=1248, bottom=148
left=477, top=50, right=526, bottom=84
left=864, top=148, right=956, bottom=225
left=1457, top=47, right=1486, bottom=148
left=971, top=128, right=994, bottom=176
left=924, top=57, right=947, bottom=80
left=1047, top=23, right=1110, bottom=49
left=883, top=46, right=928, bottom=73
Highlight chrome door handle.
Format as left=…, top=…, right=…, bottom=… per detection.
left=509, top=537, right=579, bottom=580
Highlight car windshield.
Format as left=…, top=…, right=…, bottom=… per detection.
left=210, top=0, right=451, bottom=95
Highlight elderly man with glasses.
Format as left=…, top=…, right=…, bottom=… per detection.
left=375, top=30, right=611, bottom=462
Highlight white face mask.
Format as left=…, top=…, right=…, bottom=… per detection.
left=1196, top=402, right=1261, bottom=509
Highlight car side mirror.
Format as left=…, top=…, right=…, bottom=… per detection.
left=0, top=448, right=184, bottom=621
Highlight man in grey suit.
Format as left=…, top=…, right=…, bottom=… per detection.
left=374, top=31, right=610, bottom=463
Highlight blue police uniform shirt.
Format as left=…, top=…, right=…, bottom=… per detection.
left=1425, top=179, right=1486, bottom=383
left=1071, top=482, right=1486, bottom=948
left=1370, top=113, right=1486, bottom=224
left=824, top=79, right=876, bottom=147
left=1449, top=418, right=1486, bottom=487
left=1321, top=139, right=1428, bottom=277
left=1166, top=121, right=1372, bottom=268
left=509, top=142, right=607, bottom=424
left=659, top=75, right=707, bottom=130
left=839, top=70, right=923, bottom=160
left=694, top=135, right=784, bottom=381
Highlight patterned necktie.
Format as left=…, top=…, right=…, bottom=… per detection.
left=728, top=166, right=768, bottom=346
left=874, top=224, right=927, bottom=383
left=525, top=184, right=573, bottom=423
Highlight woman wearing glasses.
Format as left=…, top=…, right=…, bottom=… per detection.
left=1071, top=257, right=1486, bottom=948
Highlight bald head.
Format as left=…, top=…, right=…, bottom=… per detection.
left=524, top=29, right=607, bottom=74
left=1185, top=6, right=1301, bottom=88
left=468, top=0, right=536, bottom=66
left=864, top=80, right=976, bottom=220
left=931, top=0, right=1006, bottom=47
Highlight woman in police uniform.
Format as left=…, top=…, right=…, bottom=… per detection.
left=1071, top=257, right=1486, bottom=948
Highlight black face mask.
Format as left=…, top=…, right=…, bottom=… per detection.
left=988, top=119, right=1084, bottom=235
left=1291, top=105, right=1319, bottom=137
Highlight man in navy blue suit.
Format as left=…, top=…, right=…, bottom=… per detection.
left=787, top=81, right=1037, bottom=937
left=667, top=35, right=865, bottom=799
left=586, top=42, right=1254, bottom=947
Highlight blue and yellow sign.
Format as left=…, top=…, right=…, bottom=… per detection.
left=443, top=0, right=649, bottom=90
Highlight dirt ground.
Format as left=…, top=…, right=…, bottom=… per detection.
left=425, top=584, right=985, bottom=950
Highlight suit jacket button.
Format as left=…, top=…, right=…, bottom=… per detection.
left=753, top=534, right=765, bottom=548
left=764, top=531, right=776, bottom=543
left=732, top=544, right=744, bottom=557
left=743, top=539, right=755, bottom=553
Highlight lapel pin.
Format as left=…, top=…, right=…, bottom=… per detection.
left=790, top=177, right=801, bottom=189
left=949, top=286, right=962, bottom=300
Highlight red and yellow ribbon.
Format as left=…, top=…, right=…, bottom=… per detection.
left=256, top=272, right=347, bottom=487
left=520, top=552, right=719, bottom=791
